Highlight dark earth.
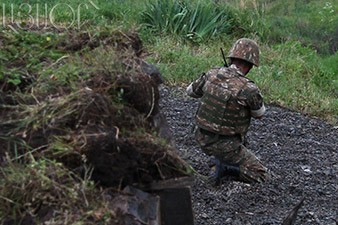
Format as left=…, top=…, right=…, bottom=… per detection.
left=159, top=86, right=337, bottom=225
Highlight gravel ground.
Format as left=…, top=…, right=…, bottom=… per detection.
left=159, top=86, right=338, bottom=225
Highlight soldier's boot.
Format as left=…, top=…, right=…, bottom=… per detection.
left=212, top=159, right=240, bottom=186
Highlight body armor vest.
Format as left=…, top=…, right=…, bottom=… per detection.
left=196, top=67, right=252, bottom=136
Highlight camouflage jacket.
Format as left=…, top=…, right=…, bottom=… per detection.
left=186, top=64, right=265, bottom=136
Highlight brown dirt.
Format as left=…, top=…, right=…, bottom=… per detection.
left=0, top=29, right=190, bottom=191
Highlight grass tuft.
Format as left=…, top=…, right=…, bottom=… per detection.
left=141, top=0, right=234, bottom=43
left=0, top=158, right=115, bottom=224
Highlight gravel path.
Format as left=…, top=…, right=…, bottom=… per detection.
left=159, top=86, right=338, bottom=225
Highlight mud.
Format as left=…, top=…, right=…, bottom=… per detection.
left=159, top=86, right=337, bottom=225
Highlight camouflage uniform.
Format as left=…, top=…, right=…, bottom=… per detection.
left=186, top=39, right=268, bottom=183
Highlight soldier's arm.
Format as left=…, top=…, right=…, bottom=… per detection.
left=245, top=88, right=266, bottom=119
left=186, top=73, right=206, bottom=98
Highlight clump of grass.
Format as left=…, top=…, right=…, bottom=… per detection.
left=141, top=0, right=234, bottom=43
left=250, top=41, right=337, bottom=122
left=145, top=37, right=227, bottom=84
left=1, top=26, right=192, bottom=190
left=147, top=37, right=337, bottom=122
left=0, top=0, right=147, bottom=29
left=0, top=157, right=115, bottom=224
left=224, top=0, right=338, bottom=54
left=0, top=30, right=64, bottom=91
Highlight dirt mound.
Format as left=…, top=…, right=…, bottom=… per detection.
left=57, top=30, right=144, bottom=56
left=0, top=26, right=146, bottom=93
left=0, top=29, right=188, bottom=184
left=0, top=29, right=190, bottom=224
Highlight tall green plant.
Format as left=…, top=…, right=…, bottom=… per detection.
left=141, top=0, right=234, bottom=43
left=142, top=0, right=187, bottom=34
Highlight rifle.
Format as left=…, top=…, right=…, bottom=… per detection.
left=220, top=48, right=228, bottom=67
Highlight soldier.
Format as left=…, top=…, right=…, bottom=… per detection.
left=186, top=38, right=268, bottom=185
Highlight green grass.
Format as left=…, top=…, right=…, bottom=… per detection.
left=145, top=37, right=222, bottom=83
left=0, top=158, right=115, bottom=224
left=0, top=0, right=337, bottom=223
left=141, top=0, right=235, bottom=43
left=224, top=0, right=338, bottom=54
left=251, top=41, right=337, bottom=120
left=145, top=37, right=337, bottom=122
left=142, top=0, right=337, bottom=123
left=1, top=0, right=337, bottom=122
left=0, top=31, right=64, bottom=89
left=0, top=0, right=145, bottom=29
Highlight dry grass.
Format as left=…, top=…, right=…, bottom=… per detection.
left=0, top=157, right=117, bottom=224
left=0, top=28, right=191, bottom=223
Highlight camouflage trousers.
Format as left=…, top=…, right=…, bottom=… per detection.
left=195, top=128, right=268, bottom=183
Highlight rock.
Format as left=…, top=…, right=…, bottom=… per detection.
left=111, top=186, right=160, bottom=225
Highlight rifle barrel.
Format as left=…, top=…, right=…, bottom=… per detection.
left=220, top=48, right=228, bottom=67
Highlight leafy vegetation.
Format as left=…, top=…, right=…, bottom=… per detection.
left=252, top=41, right=337, bottom=118
left=140, top=0, right=337, bottom=122
left=0, top=0, right=337, bottom=223
left=222, top=0, right=338, bottom=54
left=141, top=0, right=235, bottom=42
left=0, top=31, right=63, bottom=90
left=0, top=3, right=335, bottom=142
left=0, top=0, right=336, bottom=133
left=0, top=27, right=192, bottom=223
left=0, top=158, right=115, bottom=224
